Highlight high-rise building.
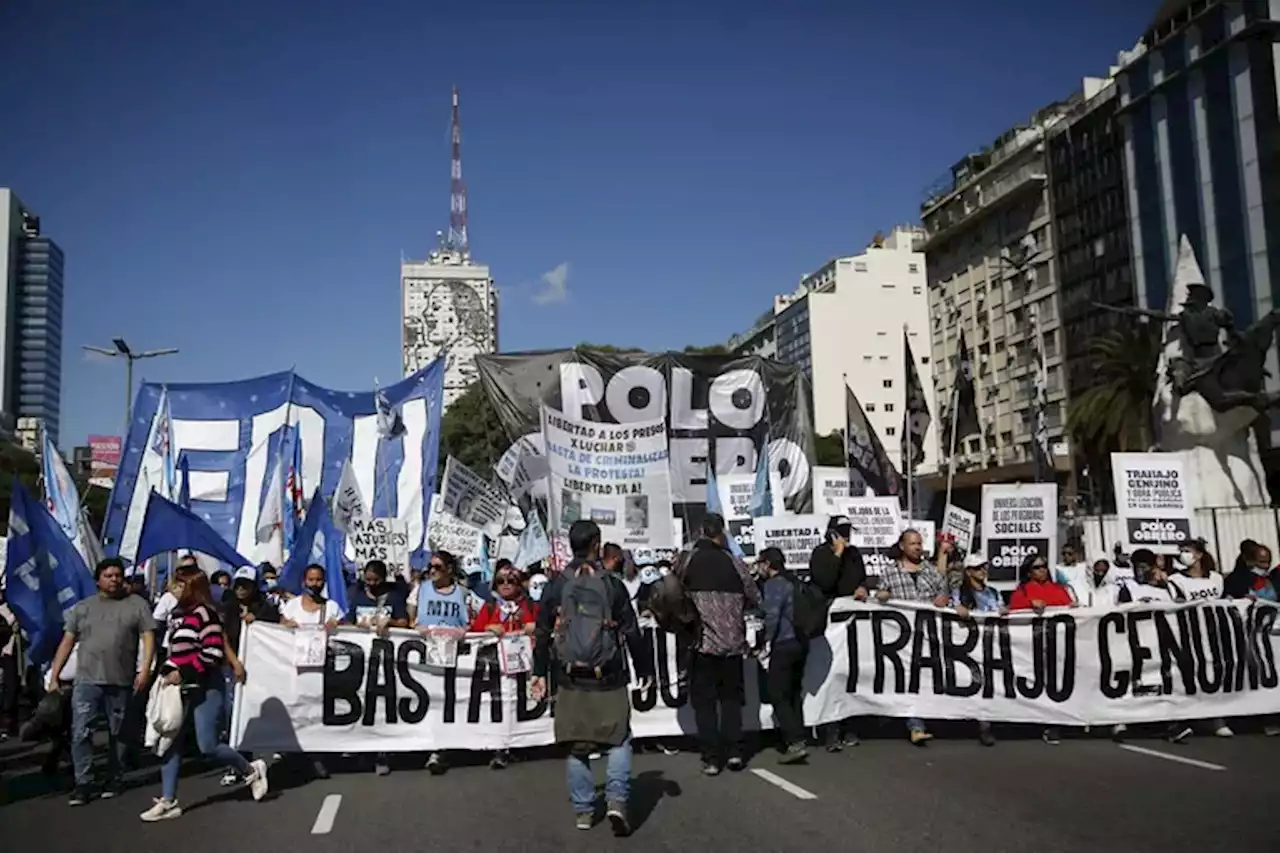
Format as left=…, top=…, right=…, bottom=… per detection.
left=1115, top=1, right=1280, bottom=438
left=729, top=226, right=939, bottom=474
left=0, top=189, right=63, bottom=448
left=1047, top=75, right=1134, bottom=403
left=401, top=245, right=499, bottom=409
left=919, top=100, right=1080, bottom=485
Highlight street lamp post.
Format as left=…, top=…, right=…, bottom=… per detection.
left=83, top=338, right=179, bottom=432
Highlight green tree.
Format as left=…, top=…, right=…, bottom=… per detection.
left=439, top=382, right=510, bottom=481
left=1067, top=324, right=1161, bottom=503
left=814, top=431, right=845, bottom=466
left=682, top=344, right=730, bottom=356
left=573, top=342, right=644, bottom=354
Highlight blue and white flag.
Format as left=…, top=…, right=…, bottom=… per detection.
left=4, top=479, right=96, bottom=666
left=151, top=386, right=178, bottom=500
left=105, top=361, right=446, bottom=570
left=375, top=384, right=406, bottom=440
left=747, top=440, right=773, bottom=519
left=177, top=454, right=191, bottom=510
left=704, top=463, right=746, bottom=560
left=41, top=431, right=103, bottom=569
left=280, top=488, right=349, bottom=615
left=513, top=511, right=551, bottom=569
left=280, top=424, right=305, bottom=555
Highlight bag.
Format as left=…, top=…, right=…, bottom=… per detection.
left=553, top=564, right=620, bottom=677
left=647, top=571, right=699, bottom=634
left=144, top=679, right=185, bottom=755
left=788, top=575, right=829, bottom=640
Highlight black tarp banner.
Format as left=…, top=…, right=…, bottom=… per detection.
left=475, top=349, right=815, bottom=536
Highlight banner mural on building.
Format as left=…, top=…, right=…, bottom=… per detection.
left=1111, top=452, right=1194, bottom=554
left=980, top=482, right=1058, bottom=583
left=475, top=350, right=815, bottom=530
left=104, top=363, right=446, bottom=567
left=543, top=406, right=674, bottom=549
left=231, top=599, right=1280, bottom=753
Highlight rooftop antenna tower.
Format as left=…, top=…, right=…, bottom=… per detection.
left=447, top=86, right=469, bottom=257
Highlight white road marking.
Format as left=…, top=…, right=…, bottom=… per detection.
left=311, top=794, right=342, bottom=834
left=750, top=768, right=819, bottom=800
left=1117, top=744, right=1226, bottom=771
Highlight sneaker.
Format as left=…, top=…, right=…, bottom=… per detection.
left=910, top=729, right=933, bottom=746
left=841, top=732, right=861, bottom=748
left=575, top=812, right=594, bottom=831
left=219, top=769, right=241, bottom=787
left=68, top=787, right=91, bottom=807
left=606, top=801, right=631, bottom=837
left=374, top=760, right=391, bottom=777
left=701, top=761, right=721, bottom=776
left=588, top=751, right=602, bottom=760
left=312, top=758, right=330, bottom=779
left=979, top=729, right=996, bottom=747
left=1213, top=724, right=1234, bottom=738
left=824, top=739, right=843, bottom=753
left=726, top=757, right=745, bottom=772
left=426, top=752, right=447, bottom=776
left=1167, top=725, right=1193, bottom=744
left=1042, top=728, right=1062, bottom=745
left=100, top=780, right=123, bottom=799
left=1111, top=723, right=1127, bottom=741
left=248, top=759, right=269, bottom=801
left=489, top=750, right=510, bottom=770
left=1265, top=724, right=1280, bottom=737
left=778, top=743, right=809, bottom=765
left=660, top=743, right=680, bottom=756
left=139, top=797, right=182, bottom=822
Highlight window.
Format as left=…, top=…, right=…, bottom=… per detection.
left=854, top=261, right=868, bottom=272
left=879, top=355, right=889, bottom=361
left=876, top=330, right=888, bottom=336
left=863, top=355, right=873, bottom=361
left=866, top=403, right=876, bottom=412
left=886, top=427, right=897, bottom=436
left=883, top=379, right=893, bottom=388
left=882, top=283, right=896, bottom=289
left=908, top=263, right=920, bottom=273
left=885, top=403, right=895, bottom=412
left=921, top=357, right=929, bottom=364
left=912, top=286, right=923, bottom=295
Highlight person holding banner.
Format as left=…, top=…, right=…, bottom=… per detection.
left=469, top=563, right=539, bottom=770
left=1008, top=554, right=1076, bottom=745
left=279, top=564, right=343, bottom=780
left=808, top=515, right=868, bottom=752
left=950, top=553, right=1005, bottom=747
left=875, top=529, right=950, bottom=746
left=345, top=560, right=409, bottom=777
left=530, top=520, right=654, bottom=836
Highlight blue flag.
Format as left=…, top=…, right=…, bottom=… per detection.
left=513, top=512, right=551, bottom=569
left=704, top=463, right=746, bottom=560
left=177, top=453, right=191, bottom=510
left=281, top=489, right=349, bottom=614
left=747, top=440, right=773, bottom=518
left=280, top=424, right=303, bottom=556
left=135, top=492, right=255, bottom=571
left=4, top=479, right=96, bottom=666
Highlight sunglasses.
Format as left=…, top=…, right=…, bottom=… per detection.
left=496, top=575, right=521, bottom=586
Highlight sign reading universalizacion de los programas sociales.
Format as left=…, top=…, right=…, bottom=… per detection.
left=542, top=405, right=675, bottom=549
left=1112, top=452, right=1194, bottom=553
left=980, top=483, right=1058, bottom=583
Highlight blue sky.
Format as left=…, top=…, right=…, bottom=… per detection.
left=0, top=0, right=1154, bottom=449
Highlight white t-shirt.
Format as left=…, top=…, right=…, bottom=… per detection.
left=1118, top=578, right=1175, bottom=604
left=1167, top=573, right=1224, bottom=603
left=281, top=596, right=343, bottom=626
left=153, top=591, right=178, bottom=649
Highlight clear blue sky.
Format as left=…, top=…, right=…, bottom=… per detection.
left=0, top=0, right=1155, bottom=449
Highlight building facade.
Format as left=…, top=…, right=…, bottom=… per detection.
left=1115, top=0, right=1280, bottom=436
left=401, top=245, right=499, bottom=410
left=1, top=189, right=63, bottom=447
left=1047, top=76, right=1135, bottom=403
left=919, top=102, right=1077, bottom=483
left=732, top=227, right=939, bottom=474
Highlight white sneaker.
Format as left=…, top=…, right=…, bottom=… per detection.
left=1264, top=724, right=1280, bottom=737
left=1214, top=725, right=1234, bottom=738
left=140, top=798, right=182, bottom=822
left=219, top=770, right=240, bottom=787
left=247, top=759, right=269, bottom=801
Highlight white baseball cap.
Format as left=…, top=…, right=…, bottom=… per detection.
left=233, top=566, right=258, bottom=583
left=962, top=553, right=989, bottom=569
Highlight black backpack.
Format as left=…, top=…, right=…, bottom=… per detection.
left=787, top=574, right=829, bottom=640
left=554, top=564, right=621, bottom=677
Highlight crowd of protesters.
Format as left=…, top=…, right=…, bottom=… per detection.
left=1, top=515, right=1278, bottom=837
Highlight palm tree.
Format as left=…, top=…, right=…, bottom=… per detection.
left=1068, top=323, right=1162, bottom=475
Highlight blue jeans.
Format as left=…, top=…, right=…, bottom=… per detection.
left=160, top=685, right=250, bottom=801
left=567, top=736, right=632, bottom=814
left=70, top=682, right=130, bottom=787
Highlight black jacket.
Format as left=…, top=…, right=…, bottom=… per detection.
left=1223, top=565, right=1280, bottom=600
left=532, top=560, right=655, bottom=690
left=221, top=595, right=280, bottom=654
left=808, top=542, right=867, bottom=600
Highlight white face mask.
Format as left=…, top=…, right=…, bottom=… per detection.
left=1252, top=566, right=1270, bottom=576
left=1176, top=552, right=1195, bottom=568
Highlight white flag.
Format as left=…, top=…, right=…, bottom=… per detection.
left=256, top=455, right=284, bottom=544
left=331, top=458, right=368, bottom=534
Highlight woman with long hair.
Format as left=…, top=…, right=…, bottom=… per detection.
left=470, top=563, right=539, bottom=770
left=1007, top=552, right=1074, bottom=745
left=951, top=553, right=1006, bottom=746
left=141, top=571, right=268, bottom=822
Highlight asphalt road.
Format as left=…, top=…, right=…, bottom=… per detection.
left=1, top=728, right=1276, bottom=852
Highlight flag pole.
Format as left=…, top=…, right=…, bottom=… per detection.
left=841, top=373, right=852, bottom=495
left=903, top=323, right=914, bottom=522
left=944, top=381, right=961, bottom=512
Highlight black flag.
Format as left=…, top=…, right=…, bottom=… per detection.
left=901, top=330, right=931, bottom=473
left=948, top=331, right=980, bottom=443
left=845, top=384, right=901, bottom=497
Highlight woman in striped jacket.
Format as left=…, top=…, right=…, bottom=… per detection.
left=141, top=571, right=269, bottom=822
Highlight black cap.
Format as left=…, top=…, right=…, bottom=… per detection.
left=827, top=515, right=852, bottom=537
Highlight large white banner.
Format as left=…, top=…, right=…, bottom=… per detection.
left=543, top=406, right=674, bottom=549
left=232, top=599, right=1280, bottom=752
left=981, top=483, right=1058, bottom=583
left=1111, top=452, right=1194, bottom=554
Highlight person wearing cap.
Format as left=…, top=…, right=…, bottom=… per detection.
left=950, top=552, right=1004, bottom=746
left=808, top=515, right=868, bottom=751
left=218, top=566, right=279, bottom=785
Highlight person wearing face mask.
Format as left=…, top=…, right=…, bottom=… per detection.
left=344, top=560, right=408, bottom=776
left=413, top=551, right=468, bottom=775
left=278, top=564, right=341, bottom=778
left=1117, top=549, right=1176, bottom=604
left=1061, top=555, right=1124, bottom=608
left=1223, top=541, right=1280, bottom=736
left=527, top=572, right=550, bottom=603
left=1167, top=539, right=1223, bottom=602
left=470, top=565, right=539, bottom=770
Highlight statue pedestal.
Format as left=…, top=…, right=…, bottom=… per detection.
left=1158, top=393, right=1267, bottom=509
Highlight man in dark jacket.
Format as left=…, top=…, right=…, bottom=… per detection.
left=683, top=513, right=759, bottom=775
left=757, top=547, right=809, bottom=764
left=808, top=514, right=868, bottom=751
left=531, top=520, right=654, bottom=837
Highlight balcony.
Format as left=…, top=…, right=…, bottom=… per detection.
left=919, top=162, right=1049, bottom=253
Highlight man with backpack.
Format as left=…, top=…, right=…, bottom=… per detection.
left=757, top=547, right=823, bottom=764
left=531, top=520, right=653, bottom=837
left=683, top=512, right=759, bottom=775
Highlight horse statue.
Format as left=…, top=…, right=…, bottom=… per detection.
left=1093, top=235, right=1275, bottom=508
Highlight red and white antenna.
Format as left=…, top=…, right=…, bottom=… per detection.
left=447, top=85, right=469, bottom=256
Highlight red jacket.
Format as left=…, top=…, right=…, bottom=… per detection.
left=1009, top=579, right=1074, bottom=611
left=470, top=597, right=539, bottom=633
